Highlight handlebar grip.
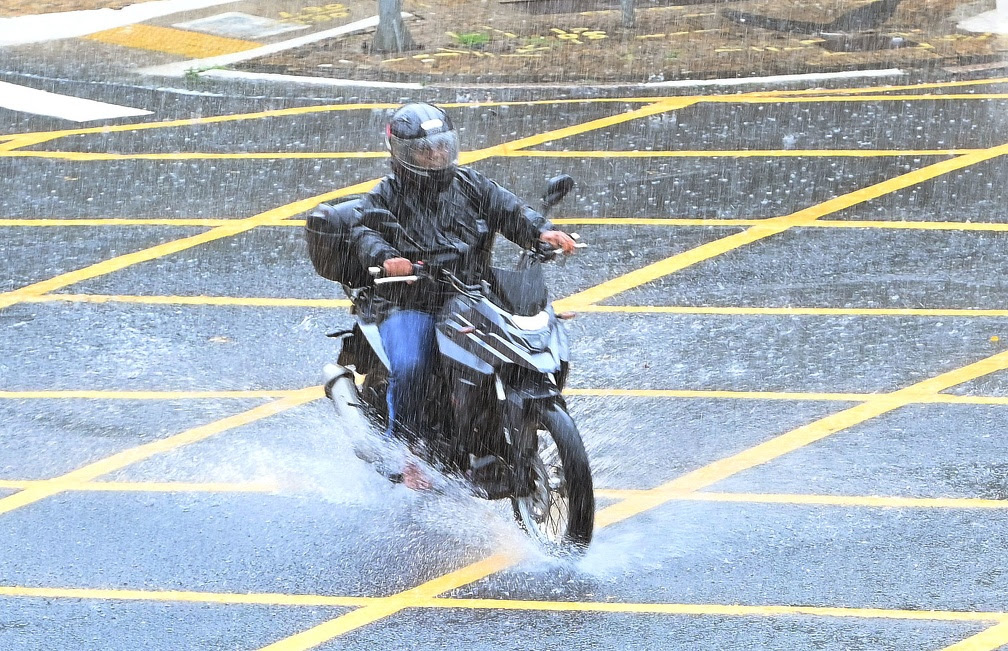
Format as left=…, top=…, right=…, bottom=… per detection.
left=374, top=275, right=419, bottom=285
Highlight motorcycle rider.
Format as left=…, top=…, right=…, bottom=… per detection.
left=349, top=102, right=576, bottom=488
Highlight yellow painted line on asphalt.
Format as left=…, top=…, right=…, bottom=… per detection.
left=0, top=583, right=1000, bottom=623
left=0, top=386, right=323, bottom=517
left=1, top=150, right=388, bottom=161
left=420, top=597, right=1003, bottom=622
left=84, top=24, right=260, bottom=58
left=1, top=99, right=689, bottom=309
left=554, top=140, right=1008, bottom=311
left=6, top=216, right=1008, bottom=234
left=2, top=86, right=1005, bottom=151
left=509, top=149, right=976, bottom=158
left=575, top=305, right=1008, bottom=318
left=5, top=387, right=1008, bottom=405
left=0, top=480, right=277, bottom=493
left=0, top=217, right=244, bottom=227
left=1, top=148, right=979, bottom=162
left=0, top=389, right=313, bottom=400
left=0, top=97, right=673, bottom=150
left=257, top=554, right=518, bottom=651
left=0, top=585, right=371, bottom=608
left=594, top=348, right=1008, bottom=528
left=721, top=93, right=1008, bottom=104
left=0, top=176, right=378, bottom=310
left=260, top=350, right=1008, bottom=649
left=752, top=75, right=1008, bottom=97
left=593, top=489, right=1008, bottom=510
left=21, top=293, right=351, bottom=309
left=941, top=620, right=1008, bottom=651
left=566, top=388, right=868, bottom=401
left=561, top=388, right=1008, bottom=405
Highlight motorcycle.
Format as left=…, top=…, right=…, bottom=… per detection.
left=312, top=175, right=594, bottom=553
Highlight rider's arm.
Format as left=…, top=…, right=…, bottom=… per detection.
left=350, top=186, right=402, bottom=271
left=462, top=168, right=554, bottom=250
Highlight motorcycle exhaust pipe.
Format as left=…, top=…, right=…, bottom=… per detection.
left=323, top=363, right=395, bottom=470
left=323, top=363, right=370, bottom=432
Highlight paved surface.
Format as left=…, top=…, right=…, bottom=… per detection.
left=4, top=6, right=1008, bottom=648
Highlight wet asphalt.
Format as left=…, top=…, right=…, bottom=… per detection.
left=2, top=47, right=1008, bottom=651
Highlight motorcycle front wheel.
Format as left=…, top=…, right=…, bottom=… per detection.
left=512, top=403, right=594, bottom=553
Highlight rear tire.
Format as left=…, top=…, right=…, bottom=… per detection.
left=512, top=403, right=594, bottom=553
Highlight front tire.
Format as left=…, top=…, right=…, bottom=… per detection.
left=512, top=403, right=594, bottom=553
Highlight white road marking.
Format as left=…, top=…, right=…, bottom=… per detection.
left=0, top=81, right=152, bottom=122
left=0, top=0, right=243, bottom=47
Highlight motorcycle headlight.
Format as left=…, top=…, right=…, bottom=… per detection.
left=509, top=311, right=550, bottom=331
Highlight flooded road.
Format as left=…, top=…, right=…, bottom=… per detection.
left=2, top=71, right=1008, bottom=650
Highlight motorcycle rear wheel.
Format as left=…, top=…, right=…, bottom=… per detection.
left=512, top=404, right=594, bottom=553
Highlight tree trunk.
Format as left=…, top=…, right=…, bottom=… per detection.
left=621, top=0, right=635, bottom=27
left=374, top=0, right=416, bottom=52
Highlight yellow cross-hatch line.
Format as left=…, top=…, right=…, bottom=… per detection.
left=0, top=386, right=323, bottom=517
left=0, top=584, right=1002, bottom=624
left=6, top=216, right=1008, bottom=234
left=941, top=620, right=1008, bottom=651
left=0, top=98, right=694, bottom=311
left=84, top=24, right=260, bottom=58
left=259, top=346, right=1008, bottom=650
left=553, top=140, right=1008, bottom=311
left=1, top=85, right=1005, bottom=151
left=0, top=148, right=983, bottom=162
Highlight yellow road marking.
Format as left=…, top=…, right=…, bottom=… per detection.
left=0, top=99, right=689, bottom=310
left=3, top=87, right=1005, bottom=151
left=594, top=348, right=1008, bottom=528
left=593, top=490, right=1008, bottom=510
left=6, top=217, right=1008, bottom=234
left=1, top=150, right=388, bottom=161
left=0, top=584, right=1000, bottom=623
left=0, top=480, right=277, bottom=493
left=750, top=75, right=1008, bottom=96
left=0, top=389, right=314, bottom=399
left=551, top=217, right=1008, bottom=232
left=554, top=141, right=1008, bottom=310
left=3, top=475, right=1004, bottom=511
left=6, top=387, right=1008, bottom=406
left=508, top=149, right=977, bottom=158
left=0, top=177, right=377, bottom=310
left=21, top=294, right=351, bottom=309
left=576, top=305, right=1008, bottom=318
left=261, top=349, right=1008, bottom=649
left=941, top=620, right=1008, bottom=651
left=421, top=597, right=1003, bottom=622
left=0, top=584, right=1000, bottom=622
left=84, top=24, right=260, bottom=58
left=565, top=388, right=1008, bottom=405
left=0, top=585, right=370, bottom=608
left=257, top=555, right=517, bottom=651
left=0, top=148, right=982, bottom=162
left=0, top=386, right=322, bottom=517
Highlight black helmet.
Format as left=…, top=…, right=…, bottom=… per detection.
left=386, top=103, right=459, bottom=192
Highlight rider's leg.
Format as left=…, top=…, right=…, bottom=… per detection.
left=378, top=309, right=437, bottom=442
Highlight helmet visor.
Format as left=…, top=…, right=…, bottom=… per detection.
left=389, top=130, right=459, bottom=174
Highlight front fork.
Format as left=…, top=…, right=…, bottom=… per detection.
left=498, top=370, right=564, bottom=498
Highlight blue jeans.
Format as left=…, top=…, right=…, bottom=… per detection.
left=378, top=310, right=437, bottom=441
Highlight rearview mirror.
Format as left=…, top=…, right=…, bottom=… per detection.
left=541, top=174, right=574, bottom=209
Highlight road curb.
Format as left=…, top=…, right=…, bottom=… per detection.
left=186, top=66, right=909, bottom=93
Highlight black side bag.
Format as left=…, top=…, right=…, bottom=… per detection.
left=304, top=199, right=370, bottom=288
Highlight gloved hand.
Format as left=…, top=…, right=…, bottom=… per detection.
left=539, top=230, right=577, bottom=254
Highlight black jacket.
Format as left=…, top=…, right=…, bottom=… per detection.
left=351, top=167, right=553, bottom=314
